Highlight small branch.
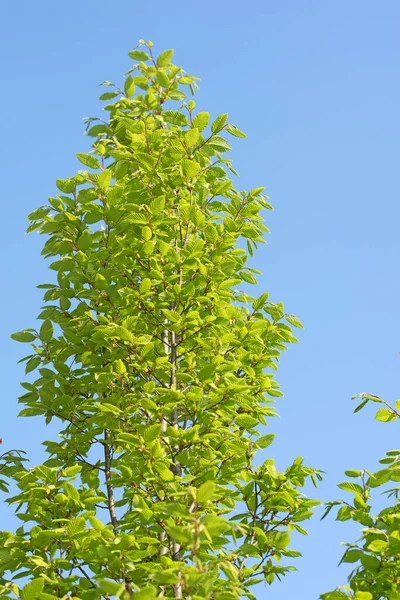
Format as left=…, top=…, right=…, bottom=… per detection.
left=104, top=429, right=118, bottom=534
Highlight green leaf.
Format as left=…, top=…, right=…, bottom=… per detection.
left=256, top=434, right=275, bottom=448
left=211, top=113, right=228, bottom=133
left=143, top=424, right=161, bottom=443
left=163, top=110, right=188, bottom=126
left=76, top=153, right=101, bottom=169
left=20, top=578, right=44, bottom=600
left=157, top=49, right=174, bottom=67
left=197, top=481, right=216, bottom=503
left=183, top=159, right=201, bottom=179
left=226, top=124, right=247, bottom=138
left=341, top=548, right=361, bottom=563
left=192, top=112, right=209, bottom=131
left=236, top=414, right=259, bottom=429
left=337, top=482, right=364, bottom=495
left=99, top=91, right=119, bottom=101
left=207, top=135, right=231, bottom=153
left=240, top=271, right=257, bottom=285
left=149, top=196, right=165, bottom=215
left=132, top=588, right=157, bottom=600
left=360, top=553, right=381, bottom=571
left=97, top=580, right=126, bottom=597
left=98, top=169, right=112, bottom=189
left=252, top=292, right=269, bottom=311
left=140, top=278, right=152, bottom=294
left=184, top=128, right=200, bottom=147
left=10, top=330, right=36, bottom=343
left=344, top=470, right=361, bottom=478
left=88, top=515, right=105, bottom=531
left=114, top=359, right=127, bottom=375
left=78, top=230, right=92, bottom=251
left=375, top=407, right=397, bottom=422
left=40, top=320, right=53, bottom=342
left=56, top=178, right=75, bottom=194
left=142, top=226, right=152, bottom=241
left=67, top=516, right=86, bottom=536
left=128, top=50, right=150, bottom=61
left=25, top=356, right=41, bottom=373
left=143, top=241, right=155, bottom=255
left=353, top=399, right=369, bottom=413
left=124, top=75, right=136, bottom=97
left=368, top=468, right=392, bottom=487
left=156, top=71, right=170, bottom=88
left=94, top=273, right=108, bottom=289
left=285, top=314, right=304, bottom=328
left=273, top=531, right=290, bottom=549
left=368, top=539, right=388, bottom=552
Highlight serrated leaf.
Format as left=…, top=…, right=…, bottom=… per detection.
left=149, top=196, right=165, bottom=215
left=192, top=112, right=209, bottom=131
left=98, top=169, right=112, bottom=189
left=163, top=110, right=188, bottom=126
left=236, top=414, right=259, bottom=429
left=197, top=481, right=216, bottom=503
left=256, top=434, right=275, bottom=449
left=143, top=424, right=161, bottom=443
left=211, top=113, right=228, bottom=133
left=183, top=159, right=201, bottom=179
left=76, top=153, right=101, bottom=169
left=20, top=578, right=44, bottom=600
left=157, top=49, right=174, bottom=67
left=184, top=128, right=200, bottom=147
left=114, top=359, right=126, bottom=375
left=337, top=482, right=364, bottom=495
left=67, top=516, right=86, bottom=536
left=142, top=226, right=152, bottom=241
left=143, top=241, right=155, bottom=255
left=207, top=135, right=231, bottom=153
left=204, top=224, right=218, bottom=244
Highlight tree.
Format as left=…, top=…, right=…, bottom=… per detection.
left=320, top=394, right=400, bottom=600
left=0, top=42, right=321, bottom=600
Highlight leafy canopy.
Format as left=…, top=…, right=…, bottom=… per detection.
left=1, top=41, right=321, bottom=600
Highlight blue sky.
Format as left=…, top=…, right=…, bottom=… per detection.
left=1, top=1, right=400, bottom=598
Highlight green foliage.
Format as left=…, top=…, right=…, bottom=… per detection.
left=320, top=395, right=400, bottom=599
left=1, top=41, right=321, bottom=600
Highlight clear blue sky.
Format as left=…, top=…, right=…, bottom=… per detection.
left=1, top=1, right=400, bottom=598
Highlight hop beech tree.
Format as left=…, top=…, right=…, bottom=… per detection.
left=0, top=43, right=322, bottom=600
